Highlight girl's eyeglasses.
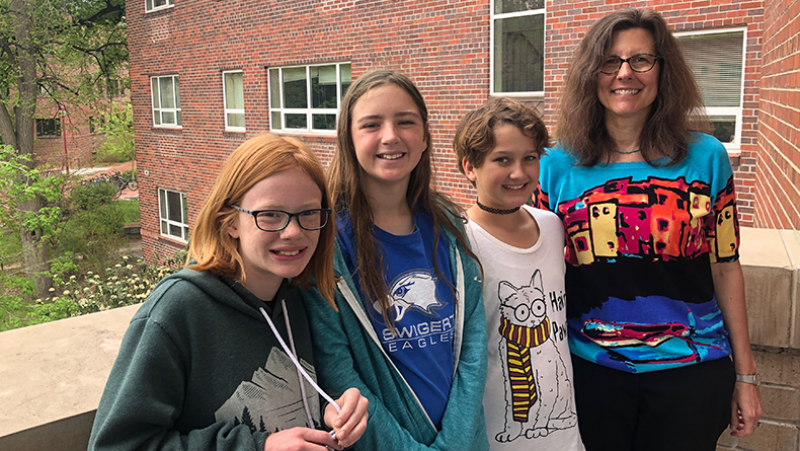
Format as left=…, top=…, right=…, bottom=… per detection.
left=230, top=205, right=331, bottom=232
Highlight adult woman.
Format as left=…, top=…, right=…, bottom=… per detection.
left=88, top=134, right=368, bottom=451
left=536, top=8, right=762, bottom=450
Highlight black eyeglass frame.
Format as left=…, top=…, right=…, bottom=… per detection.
left=230, top=205, right=332, bottom=232
left=598, top=54, right=662, bottom=75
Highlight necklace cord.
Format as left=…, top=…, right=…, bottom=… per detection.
left=611, top=148, right=640, bottom=154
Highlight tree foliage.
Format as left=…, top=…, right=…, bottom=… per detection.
left=0, top=0, right=127, bottom=297
left=0, top=0, right=127, bottom=119
left=0, top=144, right=64, bottom=240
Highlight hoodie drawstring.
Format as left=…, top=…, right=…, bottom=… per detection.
left=258, top=303, right=341, bottom=419
left=280, top=300, right=315, bottom=428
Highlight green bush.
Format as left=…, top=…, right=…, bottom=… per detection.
left=51, top=202, right=129, bottom=273
left=67, top=180, right=117, bottom=211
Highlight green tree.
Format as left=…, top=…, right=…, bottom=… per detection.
left=0, top=0, right=127, bottom=297
left=96, top=101, right=134, bottom=163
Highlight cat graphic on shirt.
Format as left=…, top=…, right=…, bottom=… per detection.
left=496, top=270, right=577, bottom=442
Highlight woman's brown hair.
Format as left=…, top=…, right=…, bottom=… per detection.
left=187, top=133, right=337, bottom=307
left=555, top=7, right=710, bottom=166
left=327, top=69, right=479, bottom=326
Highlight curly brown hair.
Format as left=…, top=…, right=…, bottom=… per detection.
left=453, top=97, right=550, bottom=187
left=555, top=7, right=710, bottom=166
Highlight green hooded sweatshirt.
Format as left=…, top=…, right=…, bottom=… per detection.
left=88, top=268, right=322, bottom=451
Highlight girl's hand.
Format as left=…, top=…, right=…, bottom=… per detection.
left=730, top=381, right=763, bottom=437
left=324, top=387, right=370, bottom=448
left=264, top=427, right=342, bottom=451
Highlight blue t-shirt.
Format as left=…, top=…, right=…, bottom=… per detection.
left=536, top=133, right=737, bottom=373
left=337, top=210, right=455, bottom=428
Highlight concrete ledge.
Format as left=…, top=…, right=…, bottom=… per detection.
left=740, top=228, right=800, bottom=349
left=1, top=411, right=96, bottom=451
left=0, top=304, right=140, bottom=449
left=1, top=228, right=798, bottom=451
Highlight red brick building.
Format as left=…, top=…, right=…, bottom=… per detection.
left=126, top=0, right=796, bottom=262
left=33, top=78, right=129, bottom=171
left=755, top=0, right=800, bottom=229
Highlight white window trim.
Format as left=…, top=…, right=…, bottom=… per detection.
left=490, top=4, right=546, bottom=97
left=158, top=188, right=189, bottom=243
left=145, top=0, right=174, bottom=13
left=151, top=75, right=182, bottom=129
left=674, top=27, right=747, bottom=153
left=223, top=70, right=246, bottom=132
left=268, top=62, right=350, bottom=135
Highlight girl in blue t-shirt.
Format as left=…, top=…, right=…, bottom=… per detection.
left=302, top=69, right=489, bottom=451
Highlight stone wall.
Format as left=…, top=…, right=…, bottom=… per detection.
left=718, top=228, right=800, bottom=451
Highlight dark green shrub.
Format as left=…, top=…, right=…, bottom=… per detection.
left=67, top=180, right=117, bottom=211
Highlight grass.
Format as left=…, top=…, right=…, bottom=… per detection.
left=118, top=199, right=140, bottom=224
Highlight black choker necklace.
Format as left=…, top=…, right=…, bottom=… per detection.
left=476, top=200, right=520, bottom=215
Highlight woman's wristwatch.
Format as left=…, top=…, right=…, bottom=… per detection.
left=736, top=374, right=760, bottom=386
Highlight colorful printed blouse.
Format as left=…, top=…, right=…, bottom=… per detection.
left=536, top=133, right=738, bottom=373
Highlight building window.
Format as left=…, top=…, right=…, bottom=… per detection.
left=146, top=0, right=173, bottom=12
left=106, top=79, right=121, bottom=98
left=151, top=75, right=181, bottom=128
left=159, top=188, right=189, bottom=242
left=268, top=63, right=351, bottom=134
left=675, top=29, right=746, bottom=150
left=223, top=70, right=245, bottom=131
left=491, top=0, right=545, bottom=95
left=36, top=118, right=61, bottom=137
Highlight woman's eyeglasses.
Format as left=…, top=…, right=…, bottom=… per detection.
left=230, top=205, right=331, bottom=232
left=599, top=54, right=661, bottom=74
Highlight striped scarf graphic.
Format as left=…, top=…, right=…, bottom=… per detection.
left=499, top=315, right=551, bottom=422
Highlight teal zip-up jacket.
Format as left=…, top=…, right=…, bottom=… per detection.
left=302, top=224, right=490, bottom=451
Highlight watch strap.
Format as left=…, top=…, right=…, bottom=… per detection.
left=736, top=374, right=759, bottom=386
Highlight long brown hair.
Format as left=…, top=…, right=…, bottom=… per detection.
left=555, top=7, right=710, bottom=166
left=327, top=69, right=478, bottom=326
left=188, top=133, right=337, bottom=307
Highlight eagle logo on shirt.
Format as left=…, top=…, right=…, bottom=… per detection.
left=371, top=269, right=443, bottom=321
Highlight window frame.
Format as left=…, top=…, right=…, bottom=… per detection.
left=145, top=0, right=173, bottom=13
left=158, top=188, right=189, bottom=242
left=489, top=1, right=546, bottom=97
left=674, top=27, right=747, bottom=153
left=223, top=70, right=246, bottom=132
left=268, top=62, right=351, bottom=135
left=35, top=118, right=61, bottom=137
left=151, top=75, right=182, bottom=129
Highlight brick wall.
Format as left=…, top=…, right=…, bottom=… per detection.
left=544, top=0, right=764, bottom=227
left=127, top=0, right=494, bottom=261
left=128, top=0, right=767, bottom=261
left=754, top=0, right=800, bottom=229
left=33, top=104, right=97, bottom=171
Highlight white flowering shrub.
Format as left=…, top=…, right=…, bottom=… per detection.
left=3, top=251, right=185, bottom=330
